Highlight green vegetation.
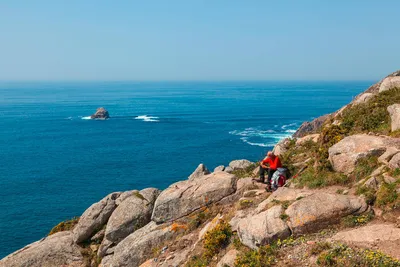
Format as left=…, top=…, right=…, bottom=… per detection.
left=188, top=208, right=212, bottom=230
left=316, top=243, right=400, bottom=266
left=340, top=88, right=400, bottom=135
left=296, top=167, right=349, bottom=189
left=81, top=245, right=102, bottom=267
left=351, top=156, right=379, bottom=181
left=376, top=182, right=398, bottom=207
left=308, top=242, right=332, bottom=256
left=186, top=255, right=209, bottom=267
left=48, top=217, right=79, bottom=236
left=235, top=244, right=278, bottom=267
left=238, top=199, right=254, bottom=210
left=341, top=212, right=374, bottom=227
left=356, top=185, right=376, bottom=205
left=231, top=162, right=259, bottom=178
left=390, top=168, right=400, bottom=177
left=203, top=220, right=233, bottom=258
left=133, top=191, right=146, bottom=201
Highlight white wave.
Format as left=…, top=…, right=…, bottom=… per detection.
left=281, top=122, right=297, bottom=129
left=285, top=129, right=296, bottom=133
left=240, top=137, right=275, bottom=147
left=81, top=116, right=92, bottom=120
left=135, top=115, right=159, bottom=122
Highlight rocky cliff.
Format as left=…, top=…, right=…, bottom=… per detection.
left=2, top=71, right=400, bottom=267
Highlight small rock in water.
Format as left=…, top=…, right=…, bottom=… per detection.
left=91, top=107, right=110, bottom=119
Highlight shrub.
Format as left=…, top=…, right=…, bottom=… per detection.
left=48, top=217, right=79, bottom=236
left=231, top=163, right=259, bottom=178
left=235, top=245, right=277, bottom=267
left=238, top=199, right=254, bottom=210
left=376, top=183, right=398, bottom=207
left=341, top=212, right=374, bottom=228
left=316, top=243, right=400, bottom=266
left=296, top=167, right=349, bottom=189
left=203, top=220, right=233, bottom=258
left=308, top=242, right=332, bottom=256
left=340, top=88, right=400, bottom=135
left=188, top=209, right=211, bottom=230
left=351, top=156, right=379, bottom=181
left=186, top=255, right=209, bottom=267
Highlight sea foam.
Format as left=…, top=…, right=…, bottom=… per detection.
left=135, top=115, right=159, bottom=122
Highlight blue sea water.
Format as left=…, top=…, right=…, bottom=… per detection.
left=0, top=81, right=372, bottom=257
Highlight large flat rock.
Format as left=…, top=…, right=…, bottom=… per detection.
left=286, top=192, right=367, bottom=235
left=328, top=135, right=400, bottom=174
left=237, top=205, right=290, bottom=249
left=0, top=232, right=83, bottom=267
left=331, top=223, right=400, bottom=260
left=152, top=172, right=238, bottom=223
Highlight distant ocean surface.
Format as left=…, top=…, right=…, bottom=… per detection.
left=0, top=81, right=372, bottom=257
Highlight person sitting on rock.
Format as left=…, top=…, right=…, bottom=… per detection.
left=258, top=151, right=282, bottom=190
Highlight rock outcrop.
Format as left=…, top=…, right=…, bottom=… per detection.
left=91, top=107, right=110, bottom=119
left=285, top=192, right=367, bottom=235
left=188, top=163, right=210, bottom=180
left=379, top=76, right=400, bottom=93
left=293, top=114, right=330, bottom=138
left=152, top=172, right=238, bottom=223
left=237, top=205, right=290, bottom=249
left=217, top=249, right=239, bottom=267
left=99, top=188, right=160, bottom=257
left=0, top=232, right=83, bottom=267
left=295, top=133, right=320, bottom=145
left=229, top=159, right=252, bottom=170
left=328, top=134, right=400, bottom=174
left=388, top=104, right=400, bottom=132
left=73, top=192, right=120, bottom=244
left=108, top=222, right=185, bottom=267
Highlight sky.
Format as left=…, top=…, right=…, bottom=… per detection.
left=0, top=1, right=399, bottom=81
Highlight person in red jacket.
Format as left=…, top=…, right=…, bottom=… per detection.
left=258, top=151, right=282, bottom=189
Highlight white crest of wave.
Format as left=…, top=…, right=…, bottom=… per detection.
left=135, top=115, right=159, bottom=122
left=81, top=116, right=92, bottom=120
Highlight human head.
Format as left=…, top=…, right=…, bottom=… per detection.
left=267, top=151, right=275, bottom=158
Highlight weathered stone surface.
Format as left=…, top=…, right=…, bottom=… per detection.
left=252, top=166, right=261, bottom=177
left=383, top=173, right=397, bottom=184
left=371, top=165, right=386, bottom=177
left=379, top=76, right=400, bottom=93
left=217, top=249, right=239, bottom=267
left=389, top=153, right=400, bottom=169
left=328, top=135, right=395, bottom=174
left=378, top=147, right=400, bottom=165
left=388, top=104, right=400, bottom=132
left=255, top=187, right=313, bottom=214
left=91, top=229, right=105, bottom=242
left=229, top=159, right=252, bottom=170
left=73, top=192, right=120, bottom=243
left=0, top=232, right=83, bottom=267
left=116, top=190, right=139, bottom=206
left=188, top=163, right=210, bottom=180
left=354, top=92, right=374, bottom=104
left=237, top=205, right=290, bottom=249
left=152, top=172, right=238, bottom=223
left=364, top=177, right=379, bottom=190
left=214, top=165, right=225, bottom=172
left=295, top=134, right=320, bottom=146
left=99, top=188, right=161, bottom=256
left=110, top=222, right=185, bottom=267
left=199, top=214, right=223, bottom=241
left=286, top=193, right=367, bottom=235
left=293, top=114, right=331, bottom=138
left=91, top=107, right=110, bottom=119
left=224, top=166, right=233, bottom=173
left=331, top=223, right=400, bottom=260
left=273, top=138, right=291, bottom=156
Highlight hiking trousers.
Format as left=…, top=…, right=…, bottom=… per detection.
left=259, top=167, right=276, bottom=184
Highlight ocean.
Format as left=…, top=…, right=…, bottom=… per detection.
left=0, top=81, right=372, bottom=257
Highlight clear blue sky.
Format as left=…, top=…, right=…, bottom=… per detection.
left=1, top=1, right=399, bottom=81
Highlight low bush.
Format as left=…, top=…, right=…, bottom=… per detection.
left=308, top=242, right=332, bottom=256
left=203, top=220, right=233, bottom=258
left=340, top=88, right=400, bottom=135
left=48, top=217, right=79, bottom=236
left=341, top=212, right=374, bottom=228
left=351, top=156, right=379, bottom=181
left=317, top=243, right=400, bottom=266
left=235, top=244, right=277, bottom=267
left=296, top=167, right=349, bottom=189
left=231, top=163, right=259, bottom=178
left=376, top=183, right=398, bottom=207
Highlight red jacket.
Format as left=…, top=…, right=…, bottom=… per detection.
left=262, top=156, right=282, bottom=170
